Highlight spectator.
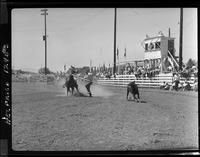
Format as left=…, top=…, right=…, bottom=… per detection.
left=178, top=82, right=184, bottom=91
left=173, top=72, right=180, bottom=91
left=164, top=83, right=170, bottom=90
left=193, top=79, right=198, bottom=92
left=183, top=81, right=191, bottom=91
left=160, top=81, right=166, bottom=89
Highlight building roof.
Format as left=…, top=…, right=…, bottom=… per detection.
left=144, top=35, right=175, bottom=41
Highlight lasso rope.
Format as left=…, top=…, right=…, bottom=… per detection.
left=72, top=74, right=101, bottom=86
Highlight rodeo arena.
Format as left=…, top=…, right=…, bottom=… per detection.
left=11, top=10, right=198, bottom=152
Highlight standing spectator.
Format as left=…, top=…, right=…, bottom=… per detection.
left=183, top=80, right=191, bottom=91
left=193, top=79, right=198, bottom=92
left=173, top=72, right=180, bottom=91
left=160, top=81, right=166, bottom=89
left=137, top=66, right=142, bottom=77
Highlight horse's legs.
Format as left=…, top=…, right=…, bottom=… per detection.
left=127, top=87, right=130, bottom=100
left=85, top=84, right=89, bottom=93
left=137, top=92, right=140, bottom=100
left=75, top=86, right=79, bottom=93
left=67, top=87, right=70, bottom=96
left=133, top=93, right=136, bottom=101
left=71, top=87, right=74, bottom=95
left=136, top=93, right=140, bottom=102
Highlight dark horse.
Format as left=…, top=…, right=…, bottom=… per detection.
left=63, top=74, right=79, bottom=96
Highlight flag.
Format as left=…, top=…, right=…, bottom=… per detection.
left=43, top=35, right=46, bottom=41
left=124, top=48, right=126, bottom=57
left=117, top=48, right=119, bottom=59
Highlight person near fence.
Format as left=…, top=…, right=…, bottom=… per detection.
left=183, top=80, right=191, bottom=91
left=193, top=79, right=198, bottom=92
left=160, top=81, right=166, bottom=89
left=160, top=81, right=170, bottom=90
left=164, top=82, right=170, bottom=90
left=173, top=72, right=180, bottom=91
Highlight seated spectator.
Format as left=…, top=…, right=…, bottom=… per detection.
left=193, top=79, right=198, bottom=92
left=183, top=81, right=191, bottom=91
left=178, top=82, right=184, bottom=91
left=160, top=81, right=166, bottom=89
left=146, top=71, right=150, bottom=78
left=169, top=85, right=173, bottom=91
left=173, top=72, right=180, bottom=91
left=171, top=82, right=176, bottom=90
left=164, top=83, right=170, bottom=90
left=105, top=73, right=111, bottom=79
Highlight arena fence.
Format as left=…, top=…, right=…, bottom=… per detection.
left=12, top=73, right=197, bottom=89
left=12, top=74, right=56, bottom=84
left=97, top=73, right=197, bottom=88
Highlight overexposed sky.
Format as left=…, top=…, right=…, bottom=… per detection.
left=12, top=8, right=197, bottom=72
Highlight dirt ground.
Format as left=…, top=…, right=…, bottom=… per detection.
left=12, top=81, right=198, bottom=151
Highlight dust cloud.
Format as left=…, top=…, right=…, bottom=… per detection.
left=54, top=78, right=68, bottom=97
left=54, top=78, right=113, bottom=97
left=77, top=79, right=113, bottom=97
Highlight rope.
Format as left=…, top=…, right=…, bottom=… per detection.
left=72, top=74, right=101, bottom=86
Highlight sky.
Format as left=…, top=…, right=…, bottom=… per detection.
left=12, top=8, right=197, bottom=73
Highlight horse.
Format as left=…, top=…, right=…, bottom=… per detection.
left=63, top=74, right=79, bottom=96
left=127, top=81, right=140, bottom=102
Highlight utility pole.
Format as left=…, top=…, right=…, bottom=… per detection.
left=179, top=8, right=183, bottom=71
left=113, top=8, right=117, bottom=76
left=41, top=9, right=48, bottom=75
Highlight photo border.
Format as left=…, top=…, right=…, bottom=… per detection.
left=0, top=0, right=199, bottom=156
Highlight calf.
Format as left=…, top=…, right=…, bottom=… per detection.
left=127, top=81, right=140, bottom=102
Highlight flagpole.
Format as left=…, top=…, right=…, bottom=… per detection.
left=113, top=8, right=117, bottom=76
left=179, top=8, right=183, bottom=71
left=117, top=48, right=119, bottom=74
left=124, top=47, right=127, bottom=65
left=118, top=56, right=120, bottom=74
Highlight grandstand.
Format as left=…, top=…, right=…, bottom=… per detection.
left=97, top=31, right=198, bottom=90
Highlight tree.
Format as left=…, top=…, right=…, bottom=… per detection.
left=38, top=67, right=51, bottom=74
left=79, top=66, right=90, bottom=74
left=186, top=58, right=196, bottom=69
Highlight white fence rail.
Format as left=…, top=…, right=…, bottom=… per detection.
left=12, top=73, right=197, bottom=89
left=97, top=74, right=197, bottom=88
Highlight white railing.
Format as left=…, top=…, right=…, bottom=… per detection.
left=97, top=74, right=196, bottom=88
left=12, top=73, right=197, bottom=89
